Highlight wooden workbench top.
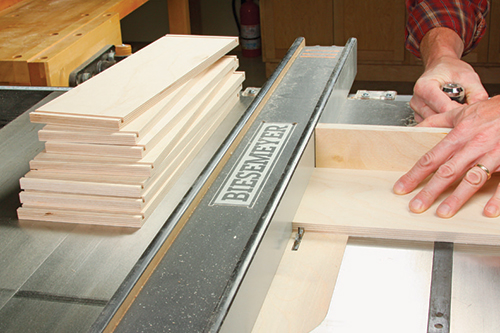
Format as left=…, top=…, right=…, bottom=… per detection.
left=0, top=0, right=147, bottom=86
left=0, top=0, right=145, bottom=59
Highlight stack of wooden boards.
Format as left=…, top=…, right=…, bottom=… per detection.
left=17, top=35, right=244, bottom=228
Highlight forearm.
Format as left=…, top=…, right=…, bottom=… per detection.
left=405, top=0, right=489, bottom=59
left=420, top=27, right=464, bottom=67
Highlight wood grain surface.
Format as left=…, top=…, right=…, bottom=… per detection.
left=18, top=35, right=242, bottom=226
left=315, top=123, right=450, bottom=171
left=31, top=35, right=238, bottom=128
left=19, top=92, right=239, bottom=224
left=294, top=168, right=500, bottom=245
left=0, top=0, right=146, bottom=85
left=36, top=56, right=239, bottom=144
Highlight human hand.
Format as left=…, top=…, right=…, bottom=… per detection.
left=410, top=55, right=489, bottom=122
left=393, top=96, right=500, bottom=218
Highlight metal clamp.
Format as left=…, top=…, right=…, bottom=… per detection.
left=292, top=227, right=305, bottom=251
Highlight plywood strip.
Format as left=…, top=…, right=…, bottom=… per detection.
left=41, top=72, right=244, bottom=160
left=29, top=158, right=153, bottom=177
left=315, top=123, right=450, bottom=171
left=38, top=74, right=196, bottom=142
left=294, top=168, right=500, bottom=246
left=141, top=87, right=241, bottom=203
left=19, top=93, right=239, bottom=224
left=36, top=56, right=239, bottom=144
left=20, top=175, right=145, bottom=198
left=39, top=126, right=138, bottom=145
left=20, top=190, right=144, bottom=214
left=44, top=141, right=146, bottom=159
left=121, top=55, right=238, bottom=139
left=23, top=169, right=148, bottom=184
left=140, top=92, right=240, bottom=220
left=17, top=207, right=143, bottom=227
left=140, top=73, right=242, bottom=166
left=30, top=35, right=238, bottom=128
left=32, top=151, right=139, bottom=163
left=30, top=112, right=123, bottom=129
left=136, top=66, right=238, bottom=150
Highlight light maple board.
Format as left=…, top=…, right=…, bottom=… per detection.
left=28, top=73, right=244, bottom=176
left=18, top=93, right=239, bottom=224
left=315, top=123, right=450, bottom=171
left=293, top=123, right=500, bottom=246
left=36, top=56, right=238, bottom=144
left=21, top=91, right=240, bottom=212
left=294, top=168, right=500, bottom=245
left=30, top=35, right=238, bottom=128
left=29, top=154, right=153, bottom=177
left=16, top=207, right=144, bottom=227
left=20, top=171, right=146, bottom=198
left=42, top=71, right=243, bottom=158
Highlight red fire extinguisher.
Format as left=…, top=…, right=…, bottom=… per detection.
left=240, top=0, right=261, bottom=57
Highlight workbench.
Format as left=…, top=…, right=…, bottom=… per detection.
left=1, top=38, right=500, bottom=333
left=0, top=0, right=191, bottom=86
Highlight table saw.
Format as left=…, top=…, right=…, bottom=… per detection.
left=1, top=38, right=500, bottom=333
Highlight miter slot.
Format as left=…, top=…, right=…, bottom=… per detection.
left=427, top=241, right=454, bottom=333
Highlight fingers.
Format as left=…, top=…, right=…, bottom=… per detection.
left=407, top=161, right=463, bottom=214
left=394, top=126, right=497, bottom=216
left=464, top=74, right=489, bottom=105
left=417, top=110, right=456, bottom=128
left=410, top=86, right=462, bottom=123
left=436, top=165, right=490, bottom=218
left=400, top=148, right=499, bottom=218
left=394, top=133, right=461, bottom=196
left=410, top=95, right=438, bottom=120
left=412, top=80, right=461, bottom=115
left=466, top=87, right=489, bottom=105
left=485, top=183, right=500, bottom=217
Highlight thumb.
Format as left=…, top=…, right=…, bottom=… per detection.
left=416, top=110, right=456, bottom=128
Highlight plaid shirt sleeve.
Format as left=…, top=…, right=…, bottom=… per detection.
left=406, top=0, right=489, bottom=58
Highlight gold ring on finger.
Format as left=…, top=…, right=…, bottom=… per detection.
left=476, top=163, right=492, bottom=180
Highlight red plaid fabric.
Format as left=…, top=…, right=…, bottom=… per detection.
left=406, top=0, right=489, bottom=58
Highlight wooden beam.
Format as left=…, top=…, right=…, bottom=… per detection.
left=167, top=0, right=191, bottom=34
left=0, top=0, right=24, bottom=13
